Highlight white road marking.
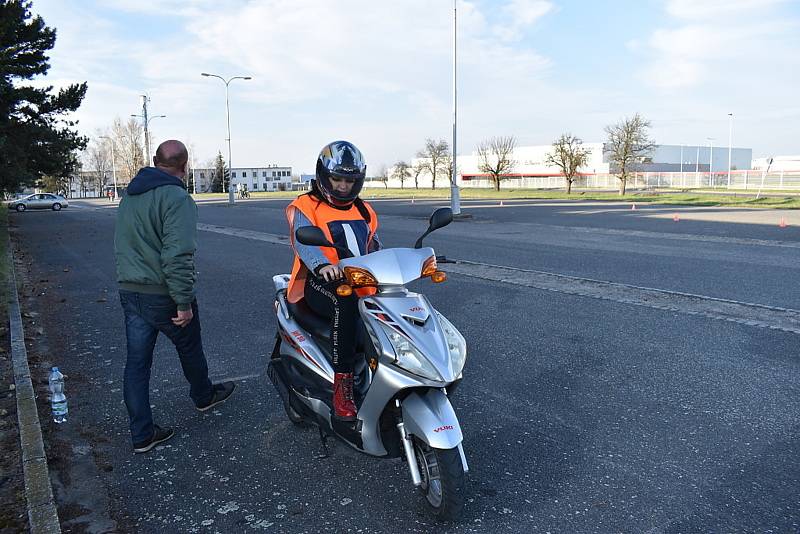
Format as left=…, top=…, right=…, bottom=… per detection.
left=444, top=260, right=800, bottom=335
left=198, top=222, right=800, bottom=334
left=197, top=223, right=287, bottom=245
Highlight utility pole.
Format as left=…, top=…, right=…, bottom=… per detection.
left=141, top=95, right=151, bottom=165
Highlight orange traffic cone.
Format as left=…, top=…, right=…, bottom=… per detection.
left=672, top=213, right=680, bottom=222
left=779, top=218, right=788, bottom=228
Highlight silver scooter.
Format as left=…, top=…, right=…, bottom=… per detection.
left=268, top=207, right=468, bottom=520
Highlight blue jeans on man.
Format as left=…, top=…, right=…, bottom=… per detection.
left=119, top=290, right=214, bottom=445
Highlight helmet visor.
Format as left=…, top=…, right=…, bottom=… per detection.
left=320, top=141, right=366, bottom=177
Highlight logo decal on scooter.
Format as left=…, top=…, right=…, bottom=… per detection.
left=433, top=425, right=454, bottom=433
left=409, top=306, right=424, bottom=312
left=291, top=330, right=306, bottom=342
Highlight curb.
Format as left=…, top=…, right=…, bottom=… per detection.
left=7, top=236, right=61, bottom=533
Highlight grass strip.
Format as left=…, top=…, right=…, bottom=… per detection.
left=192, top=188, right=800, bottom=208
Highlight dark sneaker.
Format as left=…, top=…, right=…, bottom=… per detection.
left=196, top=381, right=237, bottom=412
left=133, top=425, right=174, bottom=453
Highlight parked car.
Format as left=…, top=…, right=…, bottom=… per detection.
left=7, top=193, right=69, bottom=212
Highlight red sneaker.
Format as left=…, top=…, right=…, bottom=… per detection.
left=333, top=373, right=357, bottom=421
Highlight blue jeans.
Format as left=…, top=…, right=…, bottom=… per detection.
left=119, top=291, right=213, bottom=444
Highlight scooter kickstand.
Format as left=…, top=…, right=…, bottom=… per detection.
left=316, top=427, right=330, bottom=459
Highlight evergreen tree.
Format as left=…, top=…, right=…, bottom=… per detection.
left=0, top=1, right=88, bottom=194
left=211, top=151, right=229, bottom=193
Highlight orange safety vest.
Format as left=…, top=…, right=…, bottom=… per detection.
left=286, top=194, right=379, bottom=303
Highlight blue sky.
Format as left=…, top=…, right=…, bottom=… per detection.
left=32, top=0, right=800, bottom=174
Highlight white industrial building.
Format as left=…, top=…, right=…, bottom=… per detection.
left=375, top=143, right=755, bottom=190
left=752, top=155, right=800, bottom=172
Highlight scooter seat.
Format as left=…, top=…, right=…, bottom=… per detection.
left=287, top=298, right=332, bottom=342
left=286, top=297, right=367, bottom=355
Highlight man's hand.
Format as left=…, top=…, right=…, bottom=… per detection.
left=172, top=308, right=193, bottom=328
left=318, top=264, right=344, bottom=282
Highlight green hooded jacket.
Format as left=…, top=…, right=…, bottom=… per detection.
left=114, top=167, right=197, bottom=311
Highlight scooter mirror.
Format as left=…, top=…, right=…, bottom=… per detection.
left=428, top=207, right=453, bottom=231
left=415, top=207, right=454, bottom=248
left=295, top=226, right=333, bottom=247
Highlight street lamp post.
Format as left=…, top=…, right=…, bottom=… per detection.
left=727, top=113, right=733, bottom=188
left=201, top=72, right=252, bottom=205
left=132, top=113, right=166, bottom=165
left=99, top=135, right=118, bottom=201
left=450, top=0, right=461, bottom=216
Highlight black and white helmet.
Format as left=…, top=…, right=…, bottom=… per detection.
left=315, top=140, right=366, bottom=207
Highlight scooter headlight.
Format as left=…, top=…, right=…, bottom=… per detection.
left=378, top=323, right=443, bottom=381
left=435, top=312, right=467, bottom=377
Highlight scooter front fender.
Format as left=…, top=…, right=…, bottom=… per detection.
left=401, top=389, right=463, bottom=450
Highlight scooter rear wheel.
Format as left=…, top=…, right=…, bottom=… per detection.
left=283, top=390, right=306, bottom=425
left=414, top=439, right=465, bottom=521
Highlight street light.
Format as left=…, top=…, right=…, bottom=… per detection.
left=131, top=113, right=166, bottom=165
left=727, top=113, right=733, bottom=188
left=201, top=72, right=252, bottom=205
left=99, top=135, right=118, bottom=201
left=450, top=0, right=461, bottom=216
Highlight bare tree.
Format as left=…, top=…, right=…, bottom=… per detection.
left=392, top=161, right=411, bottom=189
left=441, top=152, right=460, bottom=186
left=603, top=113, right=655, bottom=195
left=545, top=134, right=591, bottom=194
left=476, top=136, right=517, bottom=191
left=375, top=164, right=389, bottom=189
left=111, top=117, right=145, bottom=182
left=86, top=136, right=112, bottom=196
left=411, top=160, right=425, bottom=189
left=416, top=138, right=449, bottom=190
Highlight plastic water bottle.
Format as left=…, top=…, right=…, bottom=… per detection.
left=48, top=367, right=68, bottom=424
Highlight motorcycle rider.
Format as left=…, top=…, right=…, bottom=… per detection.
left=285, top=141, right=380, bottom=421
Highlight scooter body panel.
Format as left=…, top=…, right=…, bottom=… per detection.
left=401, top=388, right=463, bottom=450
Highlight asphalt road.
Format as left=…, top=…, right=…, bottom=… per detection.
left=10, top=197, right=800, bottom=533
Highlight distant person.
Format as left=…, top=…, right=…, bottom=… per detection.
left=114, top=139, right=235, bottom=453
left=107, top=189, right=113, bottom=202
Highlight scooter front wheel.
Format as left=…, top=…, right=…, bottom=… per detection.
left=414, top=439, right=465, bottom=521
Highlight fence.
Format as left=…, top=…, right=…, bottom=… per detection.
left=455, top=170, right=800, bottom=191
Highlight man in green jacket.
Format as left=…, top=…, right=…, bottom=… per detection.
left=115, top=139, right=235, bottom=453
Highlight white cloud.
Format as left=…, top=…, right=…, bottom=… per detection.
left=31, top=0, right=559, bottom=171
left=639, top=1, right=799, bottom=90
left=29, top=0, right=799, bottom=168
left=496, top=0, right=554, bottom=41
left=665, top=0, right=787, bottom=19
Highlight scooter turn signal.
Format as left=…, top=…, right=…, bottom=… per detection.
left=336, top=284, right=354, bottom=297
left=431, top=271, right=447, bottom=283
